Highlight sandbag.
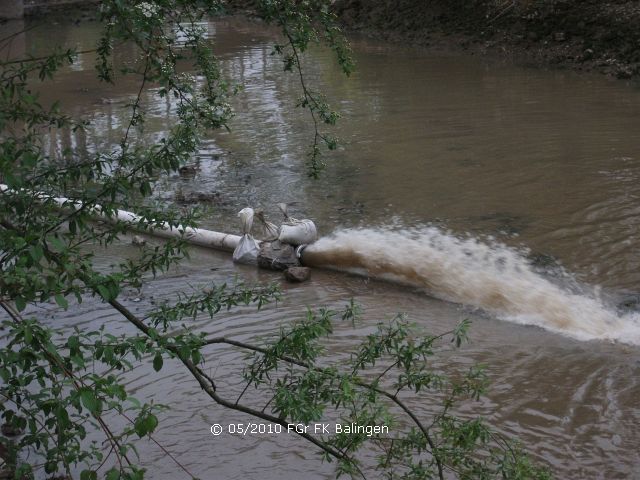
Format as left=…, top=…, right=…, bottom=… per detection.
left=276, top=203, right=317, bottom=246
left=262, top=220, right=279, bottom=241
left=233, top=235, right=260, bottom=264
left=233, top=208, right=260, bottom=264
left=279, top=219, right=317, bottom=246
left=238, top=207, right=254, bottom=234
left=255, top=210, right=280, bottom=241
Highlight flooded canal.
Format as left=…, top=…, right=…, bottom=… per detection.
left=7, top=14, right=640, bottom=479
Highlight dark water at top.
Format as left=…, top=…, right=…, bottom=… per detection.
left=2, top=15, right=640, bottom=479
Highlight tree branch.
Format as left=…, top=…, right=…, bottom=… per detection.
left=106, top=298, right=366, bottom=478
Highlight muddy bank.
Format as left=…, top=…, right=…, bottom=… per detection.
left=332, top=0, right=640, bottom=79
left=19, top=1, right=640, bottom=79
left=22, top=0, right=97, bottom=16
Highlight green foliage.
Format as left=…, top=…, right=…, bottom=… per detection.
left=258, top=0, right=354, bottom=176
left=0, top=1, right=550, bottom=479
left=238, top=307, right=550, bottom=479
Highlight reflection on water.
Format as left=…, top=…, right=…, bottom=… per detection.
left=28, top=17, right=640, bottom=293
left=3, top=14, right=640, bottom=479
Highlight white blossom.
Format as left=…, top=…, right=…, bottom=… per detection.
left=137, top=2, right=159, bottom=18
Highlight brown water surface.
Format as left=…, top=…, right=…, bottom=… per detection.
left=2, top=15, right=640, bottom=479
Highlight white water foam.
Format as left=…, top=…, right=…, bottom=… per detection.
left=304, top=227, right=640, bottom=345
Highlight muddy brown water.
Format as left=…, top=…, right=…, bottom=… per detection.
left=3, top=15, right=640, bottom=479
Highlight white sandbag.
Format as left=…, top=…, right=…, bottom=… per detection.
left=233, top=234, right=260, bottom=264
left=263, top=221, right=279, bottom=241
left=238, top=207, right=254, bottom=234
left=277, top=203, right=291, bottom=221
left=279, top=219, right=317, bottom=246
left=255, top=210, right=280, bottom=241
left=274, top=203, right=317, bottom=245
left=233, top=207, right=259, bottom=264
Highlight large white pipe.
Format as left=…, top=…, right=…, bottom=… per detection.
left=0, top=184, right=243, bottom=252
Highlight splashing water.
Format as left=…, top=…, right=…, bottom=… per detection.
left=303, top=227, right=640, bottom=345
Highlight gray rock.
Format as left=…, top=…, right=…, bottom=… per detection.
left=257, top=240, right=300, bottom=271
left=284, top=267, right=311, bottom=283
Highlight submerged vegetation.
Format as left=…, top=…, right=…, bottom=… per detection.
left=1, top=1, right=550, bottom=478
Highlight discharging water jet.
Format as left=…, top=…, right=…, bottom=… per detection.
left=4, top=184, right=639, bottom=345
left=298, top=227, right=640, bottom=346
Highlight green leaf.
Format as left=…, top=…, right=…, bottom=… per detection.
left=191, top=349, right=201, bottom=364
left=80, top=470, right=97, bottom=480
left=153, top=353, right=163, bottom=372
left=105, top=468, right=120, bottom=480
left=55, top=405, right=69, bottom=424
left=29, top=244, right=44, bottom=262
left=67, top=335, right=80, bottom=350
left=134, top=412, right=158, bottom=438
left=49, top=236, right=66, bottom=252
left=23, top=324, right=33, bottom=345
left=97, top=285, right=110, bottom=300
left=55, top=294, right=68, bottom=309
left=15, top=296, right=26, bottom=312
left=144, top=413, right=158, bottom=434
left=80, top=389, right=101, bottom=415
left=45, top=460, right=57, bottom=474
